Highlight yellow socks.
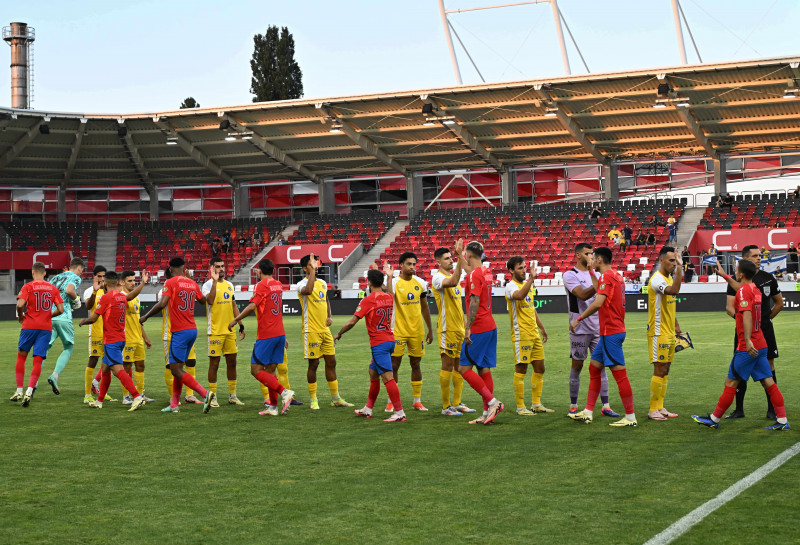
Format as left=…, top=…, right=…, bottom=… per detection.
left=164, top=367, right=174, bottom=395
left=260, top=382, right=270, bottom=401
left=327, top=379, right=340, bottom=399
left=660, top=375, right=669, bottom=411
left=531, top=372, right=544, bottom=406
left=452, top=371, right=464, bottom=406
left=209, top=382, right=218, bottom=396
left=84, top=367, right=94, bottom=396
left=513, top=372, right=526, bottom=409
left=439, top=370, right=452, bottom=409
left=650, top=376, right=665, bottom=412
left=411, top=380, right=423, bottom=402
left=277, top=362, right=291, bottom=389
left=228, top=380, right=237, bottom=396
left=133, top=371, right=144, bottom=395
left=308, top=381, right=318, bottom=401
left=186, top=366, right=196, bottom=396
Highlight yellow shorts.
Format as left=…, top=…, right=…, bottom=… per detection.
left=208, top=333, right=238, bottom=357
left=123, top=342, right=146, bottom=362
left=649, top=335, right=675, bottom=364
left=392, top=336, right=425, bottom=358
left=303, top=330, right=335, bottom=359
left=89, top=337, right=104, bottom=358
left=513, top=336, right=545, bottom=364
left=163, top=337, right=196, bottom=364
left=438, top=330, right=464, bottom=359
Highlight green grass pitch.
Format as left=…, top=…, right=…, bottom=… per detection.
left=1, top=311, right=798, bottom=545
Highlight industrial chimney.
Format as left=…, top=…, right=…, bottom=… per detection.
left=2, top=22, right=35, bottom=109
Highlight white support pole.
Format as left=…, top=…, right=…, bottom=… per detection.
left=551, top=0, right=571, bottom=75
left=438, top=0, right=463, bottom=84
left=671, top=0, right=688, bottom=65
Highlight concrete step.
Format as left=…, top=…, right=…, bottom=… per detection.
left=230, top=225, right=300, bottom=285
left=338, top=220, right=409, bottom=288
left=95, top=229, right=118, bottom=270
left=676, top=207, right=706, bottom=250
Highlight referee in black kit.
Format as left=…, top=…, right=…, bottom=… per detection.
left=720, top=245, right=783, bottom=420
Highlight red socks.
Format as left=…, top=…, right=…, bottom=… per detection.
left=461, top=369, right=493, bottom=404
left=94, top=369, right=102, bottom=382
left=384, top=379, right=403, bottom=411
left=255, top=370, right=284, bottom=406
left=27, top=356, right=44, bottom=389
left=586, top=365, right=602, bottom=412
left=481, top=371, right=494, bottom=394
left=366, top=379, right=381, bottom=409
left=611, top=368, right=635, bottom=415
left=98, top=370, right=112, bottom=402
left=766, top=383, right=787, bottom=419
left=171, top=373, right=182, bottom=408
left=15, top=352, right=25, bottom=389
left=181, top=373, right=207, bottom=398
left=115, top=368, right=140, bottom=398
left=713, top=385, right=737, bottom=419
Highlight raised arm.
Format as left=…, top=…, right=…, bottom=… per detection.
left=511, top=268, right=537, bottom=300
left=664, top=254, right=683, bottom=295
left=299, top=255, right=318, bottom=295
left=126, top=271, right=150, bottom=301
left=441, top=239, right=464, bottom=288
left=383, top=261, right=394, bottom=293
left=65, top=283, right=78, bottom=301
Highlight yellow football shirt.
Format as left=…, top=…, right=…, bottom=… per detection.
left=202, top=279, right=236, bottom=335
left=431, top=270, right=464, bottom=334
left=296, top=277, right=329, bottom=333
left=83, top=286, right=104, bottom=340
left=504, top=279, right=540, bottom=341
left=158, top=286, right=170, bottom=341
left=391, top=275, right=428, bottom=338
left=648, top=271, right=676, bottom=337
left=125, top=295, right=143, bottom=344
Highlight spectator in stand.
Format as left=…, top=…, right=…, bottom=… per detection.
left=722, top=193, right=734, bottom=208
left=623, top=226, right=633, bottom=247
left=252, top=229, right=262, bottom=248
left=761, top=247, right=770, bottom=262
left=211, top=239, right=221, bottom=257
left=222, top=231, right=232, bottom=253
left=715, top=195, right=724, bottom=208
left=634, top=232, right=646, bottom=247
left=277, top=234, right=285, bottom=246
left=683, top=259, right=695, bottom=283
left=646, top=232, right=656, bottom=246
left=787, top=243, right=798, bottom=274
left=607, top=226, right=621, bottom=243
left=589, top=204, right=603, bottom=218
left=667, top=219, right=678, bottom=244
left=793, top=186, right=800, bottom=200
left=705, top=245, right=718, bottom=275
left=237, top=233, right=248, bottom=249
left=681, top=246, right=690, bottom=261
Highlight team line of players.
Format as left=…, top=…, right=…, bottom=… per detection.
left=9, top=240, right=791, bottom=429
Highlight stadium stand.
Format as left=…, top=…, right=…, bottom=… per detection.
left=1, top=221, right=98, bottom=271
left=115, top=218, right=286, bottom=280
left=698, top=193, right=800, bottom=230
left=288, top=211, right=398, bottom=251
left=373, top=199, right=686, bottom=288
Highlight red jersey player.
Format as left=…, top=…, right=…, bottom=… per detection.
left=334, top=268, right=406, bottom=422
left=79, top=271, right=146, bottom=411
left=140, top=257, right=216, bottom=413
left=13, top=262, right=65, bottom=407
left=229, top=259, right=294, bottom=416
left=693, top=259, right=789, bottom=430
left=568, top=246, right=637, bottom=427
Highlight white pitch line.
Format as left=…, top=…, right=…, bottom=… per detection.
left=643, top=442, right=800, bottom=545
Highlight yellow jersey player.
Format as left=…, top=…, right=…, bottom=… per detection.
left=202, top=256, right=246, bottom=408
left=504, top=257, right=553, bottom=415
left=120, top=270, right=155, bottom=405
left=159, top=267, right=201, bottom=404
left=385, top=252, right=433, bottom=412
left=431, top=240, right=475, bottom=416
left=647, top=245, right=683, bottom=421
left=82, top=266, right=107, bottom=403
left=296, top=253, right=352, bottom=410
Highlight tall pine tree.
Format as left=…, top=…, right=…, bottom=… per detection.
left=250, top=26, right=303, bottom=102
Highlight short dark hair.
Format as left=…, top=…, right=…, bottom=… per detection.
left=121, top=270, right=136, bottom=281
left=659, top=246, right=675, bottom=257
left=738, top=258, right=757, bottom=279
left=70, top=257, right=85, bottom=269
left=575, top=242, right=592, bottom=253
left=433, top=247, right=450, bottom=259
left=32, top=262, right=46, bottom=273
left=465, top=241, right=484, bottom=259
left=169, top=257, right=185, bottom=268
left=258, top=259, right=274, bottom=276
left=742, top=245, right=759, bottom=257
left=594, top=246, right=613, bottom=264
left=399, top=252, right=417, bottom=265
left=93, top=265, right=106, bottom=276
left=104, top=271, right=119, bottom=284
left=300, top=255, right=312, bottom=269
left=367, top=269, right=384, bottom=288
left=210, top=256, right=224, bottom=266
left=506, top=256, right=524, bottom=271
left=164, top=267, right=172, bottom=280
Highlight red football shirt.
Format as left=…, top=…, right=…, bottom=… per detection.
left=354, top=291, right=395, bottom=346
left=465, top=266, right=496, bottom=334
left=164, top=276, right=203, bottom=333
left=735, top=283, right=766, bottom=351
left=18, top=280, right=63, bottom=331
left=596, top=269, right=626, bottom=335
left=251, top=277, right=285, bottom=340
left=95, top=290, right=128, bottom=344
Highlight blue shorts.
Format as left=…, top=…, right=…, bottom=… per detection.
left=252, top=336, right=286, bottom=366
left=19, top=329, right=51, bottom=358
left=103, top=341, right=125, bottom=367
left=728, top=348, right=772, bottom=382
left=369, top=341, right=395, bottom=374
left=461, top=329, right=497, bottom=369
left=591, top=332, right=626, bottom=367
left=169, top=329, right=198, bottom=364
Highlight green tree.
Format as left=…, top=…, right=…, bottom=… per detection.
left=250, top=26, right=303, bottom=102
left=180, top=97, right=200, bottom=109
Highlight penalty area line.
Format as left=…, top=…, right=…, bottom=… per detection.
left=643, top=441, right=800, bottom=545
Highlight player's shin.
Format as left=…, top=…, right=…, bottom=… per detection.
left=568, top=368, right=580, bottom=406
left=452, top=370, right=464, bottom=406
left=98, top=370, right=112, bottom=402
left=84, top=366, right=94, bottom=396
left=181, top=373, right=207, bottom=398
left=513, top=372, right=526, bottom=409
left=28, top=355, right=44, bottom=390
left=611, top=368, right=635, bottom=418
left=461, top=369, right=493, bottom=405
left=585, top=365, right=602, bottom=413
left=531, top=372, right=544, bottom=405
left=384, top=379, right=403, bottom=412
left=439, top=370, right=452, bottom=409
left=15, top=353, right=26, bottom=389
left=713, top=385, right=737, bottom=421
left=367, top=379, right=380, bottom=409
left=170, top=373, right=182, bottom=408
left=765, top=384, right=787, bottom=423
left=649, top=376, right=664, bottom=413
left=115, top=368, right=140, bottom=398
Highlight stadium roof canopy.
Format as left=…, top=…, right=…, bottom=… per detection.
left=1, top=55, right=800, bottom=187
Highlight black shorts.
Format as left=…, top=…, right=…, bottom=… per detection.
left=732, top=322, right=778, bottom=361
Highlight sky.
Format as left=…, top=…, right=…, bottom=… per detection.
left=2, top=0, right=800, bottom=114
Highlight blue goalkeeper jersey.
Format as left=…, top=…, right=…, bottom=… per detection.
left=49, top=271, right=82, bottom=322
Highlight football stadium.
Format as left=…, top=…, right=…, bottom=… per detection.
left=2, top=3, right=800, bottom=544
